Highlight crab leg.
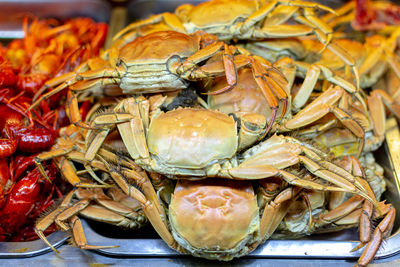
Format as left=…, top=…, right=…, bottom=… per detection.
left=294, top=8, right=333, bottom=45
left=312, top=195, right=364, bottom=232
left=357, top=207, right=396, bottom=266
left=227, top=162, right=373, bottom=203
left=240, top=0, right=283, bottom=30
left=78, top=205, right=143, bottom=229
left=295, top=62, right=357, bottom=94
left=322, top=155, right=396, bottom=266
left=68, top=215, right=119, bottom=250
left=321, top=0, right=355, bottom=26
left=291, top=64, right=320, bottom=111
left=116, top=98, right=150, bottom=160
left=72, top=188, right=145, bottom=228
left=113, top=13, right=185, bottom=42
left=369, top=89, right=400, bottom=125
left=278, top=86, right=365, bottom=156
left=259, top=186, right=300, bottom=240
left=35, top=190, right=76, bottom=253
left=249, top=0, right=335, bottom=40
left=105, top=165, right=181, bottom=252
left=224, top=135, right=375, bottom=203
left=262, top=5, right=299, bottom=26
left=36, top=145, right=111, bottom=187
left=175, top=40, right=240, bottom=96
left=84, top=98, right=150, bottom=162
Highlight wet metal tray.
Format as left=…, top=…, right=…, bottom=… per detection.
left=0, top=0, right=110, bottom=258
left=0, top=232, right=68, bottom=258
left=80, top=117, right=400, bottom=260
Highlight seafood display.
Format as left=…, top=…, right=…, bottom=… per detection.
left=2, top=0, right=400, bottom=266
left=0, top=16, right=107, bottom=241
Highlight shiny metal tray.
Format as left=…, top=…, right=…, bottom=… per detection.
left=0, top=232, right=68, bottom=258
left=78, top=117, right=400, bottom=260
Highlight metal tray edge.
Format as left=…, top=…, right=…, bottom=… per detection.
left=0, top=232, right=68, bottom=258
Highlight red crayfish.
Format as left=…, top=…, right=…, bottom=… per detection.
left=353, top=0, right=400, bottom=30
left=0, top=16, right=107, bottom=242
left=0, top=156, right=65, bottom=241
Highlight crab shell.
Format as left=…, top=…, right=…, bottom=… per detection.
left=169, top=178, right=260, bottom=260
left=116, top=31, right=199, bottom=93
left=244, top=38, right=307, bottom=62
left=301, top=38, right=366, bottom=70
left=177, top=0, right=259, bottom=39
left=208, top=68, right=273, bottom=117
left=147, top=108, right=266, bottom=173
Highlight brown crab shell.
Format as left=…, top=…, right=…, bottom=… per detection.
left=179, top=0, right=257, bottom=30
left=208, top=68, right=273, bottom=117
left=169, top=179, right=260, bottom=260
left=147, top=108, right=238, bottom=168
left=118, top=31, right=199, bottom=65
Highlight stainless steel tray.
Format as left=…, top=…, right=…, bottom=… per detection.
left=0, top=232, right=68, bottom=258
left=0, top=0, right=111, bottom=39
left=76, top=118, right=400, bottom=260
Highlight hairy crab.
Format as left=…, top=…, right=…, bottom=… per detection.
left=84, top=96, right=375, bottom=202
left=115, top=0, right=336, bottom=43
left=111, top=0, right=359, bottom=84
left=33, top=89, right=396, bottom=266
left=34, top=122, right=149, bottom=251
left=205, top=62, right=370, bottom=156
left=35, top=186, right=146, bottom=252
left=30, top=30, right=287, bottom=132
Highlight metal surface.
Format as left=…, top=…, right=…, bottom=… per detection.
left=0, top=0, right=111, bottom=39
left=0, top=232, right=68, bottom=258
left=2, top=244, right=400, bottom=266
left=74, top=120, right=400, bottom=260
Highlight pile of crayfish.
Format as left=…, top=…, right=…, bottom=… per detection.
left=0, top=16, right=107, bottom=241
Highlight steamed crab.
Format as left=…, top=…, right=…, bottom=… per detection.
left=34, top=123, right=152, bottom=252
left=34, top=93, right=394, bottom=265
left=246, top=29, right=400, bottom=99
left=85, top=95, right=374, bottom=201
left=206, top=62, right=370, bottom=156
left=35, top=186, right=146, bottom=252
left=114, top=0, right=337, bottom=48
left=30, top=30, right=287, bottom=131
left=111, top=0, right=359, bottom=83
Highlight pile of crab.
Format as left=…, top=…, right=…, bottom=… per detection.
left=29, top=0, right=400, bottom=266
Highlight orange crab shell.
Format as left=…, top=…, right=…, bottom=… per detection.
left=169, top=179, right=259, bottom=255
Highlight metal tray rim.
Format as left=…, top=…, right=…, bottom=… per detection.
left=0, top=231, right=68, bottom=258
